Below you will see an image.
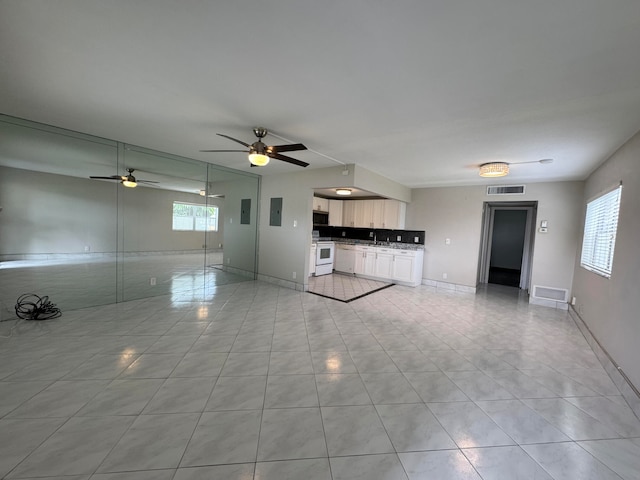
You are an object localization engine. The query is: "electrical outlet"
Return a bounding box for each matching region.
[293,220,297,227]
[149,277,156,286]
[445,238,451,245]
[227,258,231,264]
[292,272,297,279]
[414,236,419,243]
[571,296,576,305]
[442,273,448,279]
[396,235,402,241]
[84,245,90,252]
[342,231,346,237]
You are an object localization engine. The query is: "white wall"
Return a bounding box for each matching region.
[406,181,584,292]
[571,130,640,389]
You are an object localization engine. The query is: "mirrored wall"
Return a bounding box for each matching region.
[0,115,260,319]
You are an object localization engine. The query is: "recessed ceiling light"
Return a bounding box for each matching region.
[336,188,352,196]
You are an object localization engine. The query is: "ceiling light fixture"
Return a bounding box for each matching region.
[248,153,270,166]
[479,162,509,178]
[199,189,206,196]
[336,188,352,196]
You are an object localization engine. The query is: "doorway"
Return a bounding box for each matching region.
[478,202,537,290]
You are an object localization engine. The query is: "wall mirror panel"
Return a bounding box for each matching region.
[0,115,259,319]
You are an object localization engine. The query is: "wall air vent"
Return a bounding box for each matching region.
[532,285,569,303]
[487,185,526,195]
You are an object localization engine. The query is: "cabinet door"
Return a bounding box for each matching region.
[392,254,414,282]
[363,251,376,275]
[371,200,385,228]
[310,245,317,276]
[313,196,329,212]
[354,201,372,228]
[382,200,407,229]
[375,251,393,279]
[328,199,343,226]
[342,201,356,227]
[354,248,366,274]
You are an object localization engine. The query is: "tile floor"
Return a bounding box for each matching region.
[1,281,640,479]
[308,273,393,302]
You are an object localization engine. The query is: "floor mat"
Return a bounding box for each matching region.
[308,273,394,302]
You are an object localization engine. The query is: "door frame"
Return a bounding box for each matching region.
[477,201,537,290]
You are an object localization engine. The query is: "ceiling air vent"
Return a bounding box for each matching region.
[487,185,525,195]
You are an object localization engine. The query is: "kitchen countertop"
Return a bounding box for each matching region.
[332,240,424,250]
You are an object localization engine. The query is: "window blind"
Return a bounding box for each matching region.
[580,185,622,278]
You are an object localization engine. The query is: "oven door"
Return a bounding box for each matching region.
[316,243,334,265]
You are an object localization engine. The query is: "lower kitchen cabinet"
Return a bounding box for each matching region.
[354,246,376,276]
[374,249,394,279]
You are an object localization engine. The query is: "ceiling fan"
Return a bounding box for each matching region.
[89,168,159,188]
[478,159,553,178]
[200,127,309,167]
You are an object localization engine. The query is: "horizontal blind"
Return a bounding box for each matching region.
[580,186,621,278]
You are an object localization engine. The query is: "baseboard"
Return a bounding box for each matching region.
[421,279,476,294]
[256,273,305,292]
[569,306,640,419]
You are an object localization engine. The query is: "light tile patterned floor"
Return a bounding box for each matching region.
[308,273,393,302]
[1,281,639,479]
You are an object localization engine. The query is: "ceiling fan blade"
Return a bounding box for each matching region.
[269,152,309,167]
[216,133,251,148]
[137,180,160,184]
[268,143,307,154]
[200,149,250,153]
[89,176,123,180]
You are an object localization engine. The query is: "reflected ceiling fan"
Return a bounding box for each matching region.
[89,168,159,188]
[478,159,553,178]
[200,127,309,167]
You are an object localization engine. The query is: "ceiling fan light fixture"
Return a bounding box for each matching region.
[336,188,352,196]
[248,153,270,166]
[122,180,137,188]
[479,162,509,178]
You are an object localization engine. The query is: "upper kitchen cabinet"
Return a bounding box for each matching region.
[328,199,343,226]
[383,200,406,229]
[313,196,329,212]
[343,200,356,227]
[343,199,405,229]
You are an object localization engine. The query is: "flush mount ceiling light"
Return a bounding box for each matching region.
[479,162,509,178]
[336,188,352,196]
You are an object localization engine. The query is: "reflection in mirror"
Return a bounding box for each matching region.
[0,115,259,320]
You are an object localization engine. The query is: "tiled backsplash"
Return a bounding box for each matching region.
[314,226,425,245]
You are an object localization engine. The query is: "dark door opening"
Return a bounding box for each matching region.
[478,202,537,290]
[488,209,527,287]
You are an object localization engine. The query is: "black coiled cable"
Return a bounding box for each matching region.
[15,294,62,320]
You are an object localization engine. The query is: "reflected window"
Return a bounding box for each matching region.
[172,201,219,231]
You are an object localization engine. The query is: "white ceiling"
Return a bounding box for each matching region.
[1,0,640,188]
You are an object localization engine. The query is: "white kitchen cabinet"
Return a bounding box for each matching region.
[392,249,424,285]
[342,201,356,227]
[328,199,343,226]
[374,248,394,279]
[383,200,406,229]
[313,196,329,212]
[309,243,317,276]
[334,244,356,273]
[339,199,406,229]
[354,246,376,275]
[392,252,414,282]
[350,245,424,286]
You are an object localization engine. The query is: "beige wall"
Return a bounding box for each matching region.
[406,181,584,292]
[572,130,640,388]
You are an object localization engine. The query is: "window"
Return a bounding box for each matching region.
[580,185,622,278]
[172,202,219,232]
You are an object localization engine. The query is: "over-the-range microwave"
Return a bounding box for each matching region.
[313,211,329,226]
